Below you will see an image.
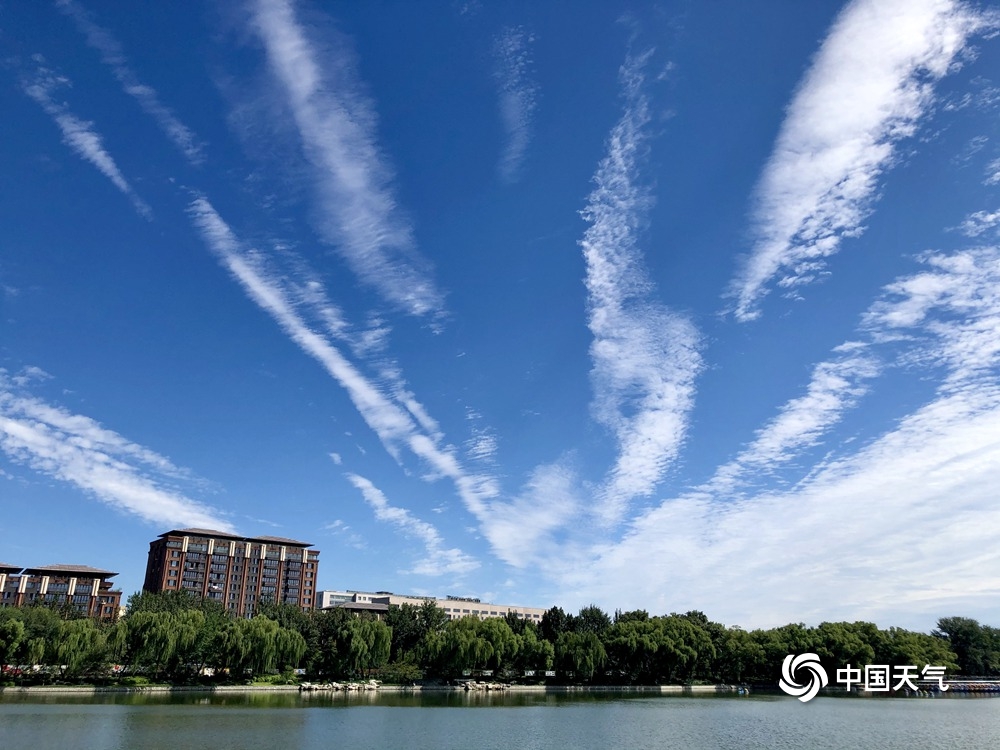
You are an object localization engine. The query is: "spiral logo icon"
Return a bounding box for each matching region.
[779,653,828,702]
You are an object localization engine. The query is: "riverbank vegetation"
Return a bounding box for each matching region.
[1,592,995,686]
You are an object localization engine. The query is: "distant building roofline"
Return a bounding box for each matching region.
[157,529,314,547]
[326,601,389,612]
[21,564,118,578]
[159,528,244,540]
[254,534,313,547]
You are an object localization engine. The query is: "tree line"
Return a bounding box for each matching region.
[1,592,997,685]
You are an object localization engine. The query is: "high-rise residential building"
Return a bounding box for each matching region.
[143,528,320,617]
[0,563,122,621]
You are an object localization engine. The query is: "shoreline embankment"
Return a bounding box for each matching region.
[1,683,739,696]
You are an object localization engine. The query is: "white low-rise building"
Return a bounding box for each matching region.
[319,589,547,622]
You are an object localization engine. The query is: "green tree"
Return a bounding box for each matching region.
[11,606,62,665]
[934,617,1000,676]
[476,617,519,673]
[512,625,554,675]
[417,600,450,635]
[555,631,606,682]
[715,627,764,683]
[124,610,199,679]
[56,619,107,677]
[657,615,715,682]
[0,617,26,666]
[814,622,877,677]
[880,627,959,672]
[540,606,573,644]
[331,617,392,678]
[604,618,662,682]
[385,604,423,662]
[422,617,495,678]
[575,605,612,638]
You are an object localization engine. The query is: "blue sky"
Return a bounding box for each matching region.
[3,0,1000,631]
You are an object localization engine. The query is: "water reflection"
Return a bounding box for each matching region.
[2,691,999,750]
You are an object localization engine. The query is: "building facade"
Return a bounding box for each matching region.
[0,563,122,621]
[318,589,547,623]
[143,528,320,617]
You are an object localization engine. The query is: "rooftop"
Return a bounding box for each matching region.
[21,564,118,577]
[161,528,243,540]
[159,529,313,547]
[327,601,389,612]
[254,534,313,547]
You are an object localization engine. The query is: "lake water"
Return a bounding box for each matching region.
[2,690,999,749]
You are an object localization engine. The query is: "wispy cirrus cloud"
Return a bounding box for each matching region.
[483,461,582,571]
[347,473,479,576]
[864,247,1000,388]
[187,197,499,523]
[699,246,1000,500]
[986,156,1000,185]
[959,207,1000,236]
[22,60,152,219]
[56,0,203,164]
[706,346,881,496]
[556,244,1000,629]
[0,371,233,530]
[493,25,538,183]
[580,50,702,522]
[730,0,991,321]
[247,0,444,318]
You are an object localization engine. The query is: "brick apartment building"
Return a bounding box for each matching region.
[0,562,122,621]
[143,528,320,617]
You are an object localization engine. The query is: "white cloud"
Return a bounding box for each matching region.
[482,462,582,571]
[465,430,497,463]
[986,156,1000,185]
[188,197,499,525]
[865,247,1000,388]
[730,0,989,321]
[552,244,1000,629]
[22,61,152,219]
[248,0,444,317]
[56,0,203,164]
[959,208,1000,236]
[707,346,880,496]
[0,374,232,530]
[493,26,538,183]
[568,385,1000,630]
[10,366,53,388]
[347,473,479,576]
[706,246,1000,500]
[579,50,702,522]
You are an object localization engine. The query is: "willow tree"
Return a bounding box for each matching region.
[555,631,606,682]
[56,619,107,677]
[334,618,391,677]
[0,617,25,665]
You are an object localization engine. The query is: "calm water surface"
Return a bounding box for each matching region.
[2,691,999,749]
